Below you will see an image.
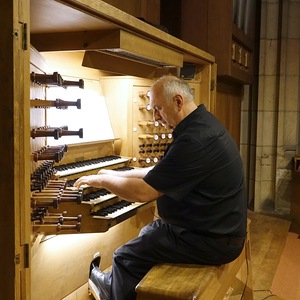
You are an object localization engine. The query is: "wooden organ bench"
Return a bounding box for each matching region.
[135,219,253,300]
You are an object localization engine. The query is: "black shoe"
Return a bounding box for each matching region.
[89,255,101,277]
[88,255,110,300]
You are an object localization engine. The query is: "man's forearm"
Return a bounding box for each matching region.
[100,175,159,202]
[74,174,160,202]
[98,166,153,178]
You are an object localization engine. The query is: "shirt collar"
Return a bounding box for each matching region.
[172,104,206,139]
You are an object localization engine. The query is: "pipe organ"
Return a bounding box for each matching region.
[30,54,168,242]
[1,1,217,299]
[30,52,157,225]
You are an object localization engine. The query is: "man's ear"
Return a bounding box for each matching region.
[174,95,184,110]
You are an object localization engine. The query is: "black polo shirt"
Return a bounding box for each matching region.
[143,104,247,237]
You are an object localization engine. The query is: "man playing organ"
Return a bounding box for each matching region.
[74,75,247,300]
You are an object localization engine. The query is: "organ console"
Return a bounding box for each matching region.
[50,151,155,232]
[29,61,157,239]
[30,140,156,236]
[2,1,217,299]
[21,6,217,300]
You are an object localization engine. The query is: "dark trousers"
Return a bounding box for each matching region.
[101,219,243,300]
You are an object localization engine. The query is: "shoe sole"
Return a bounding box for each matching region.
[88,278,101,300]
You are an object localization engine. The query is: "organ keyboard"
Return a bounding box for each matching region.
[92,200,149,221]
[38,140,156,234]
[82,188,117,205]
[53,155,130,178]
[48,195,154,232]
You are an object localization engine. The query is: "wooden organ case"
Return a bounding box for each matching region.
[4,0,216,299]
[29,49,158,300]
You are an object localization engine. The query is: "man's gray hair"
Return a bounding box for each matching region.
[156,76,194,103]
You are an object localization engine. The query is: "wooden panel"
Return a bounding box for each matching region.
[195,63,216,111]
[16,4,31,300]
[0,0,31,299]
[101,0,161,24]
[31,208,155,300]
[30,0,215,67]
[82,51,167,79]
[0,36,12,296]
[180,0,209,50]
[30,0,114,34]
[33,29,183,69]
[206,0,255,84]
[140,0,161,24]
[101,0,142,16]
[206,0,234,75]
[175,0,256,84]
[0,1,18,298]
[215,82,242,146]
[160,0,181,37]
